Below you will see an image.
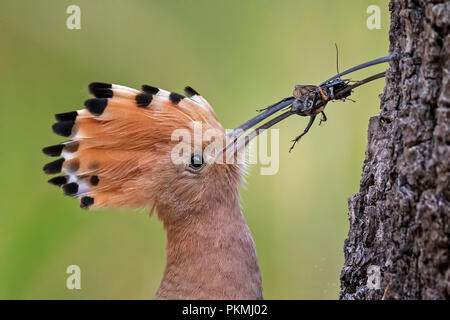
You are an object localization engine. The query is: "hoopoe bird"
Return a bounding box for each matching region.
[43,83,263,299]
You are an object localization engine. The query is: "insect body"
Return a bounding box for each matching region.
[291,78,350,115]
[288,77,352,151]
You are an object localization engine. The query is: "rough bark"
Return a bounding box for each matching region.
[340,0,449,300]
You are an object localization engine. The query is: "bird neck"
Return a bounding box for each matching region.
[155,198,263,299]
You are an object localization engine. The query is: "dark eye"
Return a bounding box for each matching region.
[189,154,204,170]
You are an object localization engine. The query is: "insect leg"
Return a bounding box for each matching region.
[289,115,316,152]
[319,111,327,125]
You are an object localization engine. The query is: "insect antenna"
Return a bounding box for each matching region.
[335,43,340,75]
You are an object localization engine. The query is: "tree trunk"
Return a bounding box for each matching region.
[340,0,449,300]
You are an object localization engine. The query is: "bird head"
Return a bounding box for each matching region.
[43,83,244,222]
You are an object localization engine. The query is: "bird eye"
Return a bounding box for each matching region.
[189,154,204,170]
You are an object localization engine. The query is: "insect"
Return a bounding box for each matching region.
[291,45,352,120]
[232,54,391,152]
[288,77,353,149]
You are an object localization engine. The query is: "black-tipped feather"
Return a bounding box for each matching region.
[80,196,94,209]
[52,121,75,137]
[169,92,185,104]
[88,82,112,95]
[43,158,64,174]
[48,176,67,186]
[84,98,108,115]
[91,87,113,98]
[42,144,64,157]
[55,111,77,122]
[184,86,199,97]
[135,93,152,107]
[141,85,159,95]
[62,182,78,195]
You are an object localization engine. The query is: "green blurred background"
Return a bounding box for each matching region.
[0,0,389,299]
